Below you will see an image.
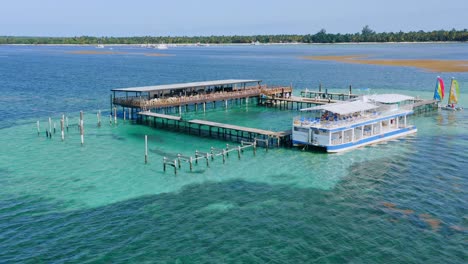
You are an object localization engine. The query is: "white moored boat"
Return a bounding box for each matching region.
[292,94,417,153]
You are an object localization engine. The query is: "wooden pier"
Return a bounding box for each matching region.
[413,99,438,113]
[137,112,292,147]
[261,95,338,110]
[111,79,292,112]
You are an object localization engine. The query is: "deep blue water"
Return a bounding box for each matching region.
[0,44,467,263]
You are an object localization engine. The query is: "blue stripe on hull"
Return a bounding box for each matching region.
[294,127,417,152]
[326,127,416,152]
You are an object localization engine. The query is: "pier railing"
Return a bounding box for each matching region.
[113,85,292,109]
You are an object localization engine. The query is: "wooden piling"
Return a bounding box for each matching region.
[97,110,101,127]
[60,115,64,141]
[48,117,52,138]
[144,135,148,164]
[80,111,84,146]
[66,116,69,132]
[36,120,40,135]
[114,107,117,125]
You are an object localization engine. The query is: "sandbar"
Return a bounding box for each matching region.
[303,55,468,72]
[68,50,128,55]
[144,53,174,57]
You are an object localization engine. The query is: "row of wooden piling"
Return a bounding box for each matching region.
[157,138,267,175]
[36,109,122,145]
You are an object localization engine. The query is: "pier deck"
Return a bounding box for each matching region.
[188,119,291,138]
[138,111,181,121]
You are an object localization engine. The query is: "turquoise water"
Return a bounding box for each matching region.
[1,44,467,263]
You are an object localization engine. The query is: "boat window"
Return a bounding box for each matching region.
[294,127,308,133]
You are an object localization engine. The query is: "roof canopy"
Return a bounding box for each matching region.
[301,100,379,115]
[111,79,261,92]
[366,94,414,104]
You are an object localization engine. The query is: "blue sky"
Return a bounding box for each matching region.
[1,0,467,36]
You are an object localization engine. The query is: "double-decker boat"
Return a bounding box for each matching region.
[292,94,417,153]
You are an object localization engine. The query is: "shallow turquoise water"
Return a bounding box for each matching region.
[0,44,467,263]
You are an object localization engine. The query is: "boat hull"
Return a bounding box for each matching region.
[293,126,417,153]
[440,106,463,111]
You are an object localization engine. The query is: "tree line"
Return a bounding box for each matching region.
[1,26,467,45]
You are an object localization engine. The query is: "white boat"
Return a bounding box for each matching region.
[96,44,105,48]
[440,78,463,111]
[292,94,417,153]
[156,44,168,50]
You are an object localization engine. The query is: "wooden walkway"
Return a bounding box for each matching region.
[188,119,291,138]
[138,111,181,121]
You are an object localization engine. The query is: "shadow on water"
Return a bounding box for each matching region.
[1,175,465,263]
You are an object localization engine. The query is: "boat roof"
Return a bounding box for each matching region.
[111,79,262,92]
[301,100,379,115]
[366,94,414,104]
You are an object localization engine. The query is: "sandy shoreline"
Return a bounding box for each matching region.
[1,41,466,47]
[303,55,468,72]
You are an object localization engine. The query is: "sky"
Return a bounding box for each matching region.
[1,0,467,37]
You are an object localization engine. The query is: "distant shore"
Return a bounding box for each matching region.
[1,41,466,47]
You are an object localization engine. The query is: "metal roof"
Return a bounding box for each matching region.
[366,94,414,104]
[111,79,262,92]
[301,100,379,115]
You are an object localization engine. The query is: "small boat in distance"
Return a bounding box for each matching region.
[441,78,463,111]
[156,44,168,50]
[96,44,105,48]
[292,94,417,153]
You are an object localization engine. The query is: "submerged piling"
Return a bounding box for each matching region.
[144,135,148,164]
[48,117,52,138]
[114,107,117,125]
[80,111,84,146]
[36,120,40,135]
[97,110,101,127]
[60,115,64,141]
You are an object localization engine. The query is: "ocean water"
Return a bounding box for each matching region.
[0,44,467,263]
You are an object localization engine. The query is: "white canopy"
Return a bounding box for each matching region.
[301,100,379,115]
[366,94,414,104]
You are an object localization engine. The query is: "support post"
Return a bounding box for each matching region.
[163,157,167,171]
[60,115,64,141]
[80,111,84,146]
[114,107,117,125]
[97,110,101,127]
[237,146,241,159]
[37,120,40,136]
[48,117,52,138]
[145,135,148,164]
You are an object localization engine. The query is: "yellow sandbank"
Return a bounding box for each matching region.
[68,50,128,55]
[303,55,468,72]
